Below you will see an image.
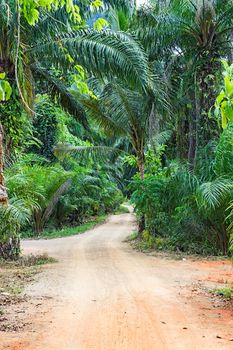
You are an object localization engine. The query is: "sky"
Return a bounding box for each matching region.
[137,0,148,6]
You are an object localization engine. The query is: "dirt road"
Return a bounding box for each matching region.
[1,212,233,350]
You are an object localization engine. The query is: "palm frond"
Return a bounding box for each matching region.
[33,65,89,129]
[41,179,72,225]
[0,197,31,226]
[198,178,233,209]
[53,143,123,162]
[30,29,150,90]
[76,95,126,136]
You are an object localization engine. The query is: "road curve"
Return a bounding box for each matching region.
[1,212,232,350]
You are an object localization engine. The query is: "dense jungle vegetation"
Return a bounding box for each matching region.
[0,0,233,259]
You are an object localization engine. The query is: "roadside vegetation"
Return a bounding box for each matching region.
[0,253,56,300]
[0,0,232,269]
[0,253,57,331]
[215,287,233,299]
[21,215,108,239]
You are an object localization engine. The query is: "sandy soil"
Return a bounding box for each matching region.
[0,212,232,350]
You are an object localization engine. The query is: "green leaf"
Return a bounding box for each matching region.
[216,90,225,106]
[3,81,12,101]
[224,76,233,97]
[66,0,73,12]
[221,59,229,70]
[225,103,233,120]
[0,84,4,101]
[26,8,40,26]
[91,0,103,10]
[214,106,220,118]
[0,79,12,101]
[93,18,109,31]
[221,111,227,129]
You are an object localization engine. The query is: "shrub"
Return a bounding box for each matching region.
[131,151,233,255]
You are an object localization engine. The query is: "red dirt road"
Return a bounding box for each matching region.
[0,212,233,349]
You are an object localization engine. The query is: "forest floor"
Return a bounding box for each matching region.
[0,211,233,350]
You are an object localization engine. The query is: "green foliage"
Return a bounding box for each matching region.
[0,0,142,258]
[93,17,108,30]
[22,215,107,239]
[30,96,58,160]
[215,61,233,129]
[230,234,233,257]
[125,231,139,242]
[55,168,123,227]
[0,73,12,101]
[20,0,104,25]
[0,198,31,243]
[215,287,233,298]
[114,204,129,214]
[2,0,233,263]
[124,1,233,255]
[215,122,233,176]
[140,230,170,250]
[0,99,33,154]
[4,148,123,236]
[30,95,86,160]
[6,160,72,234]
[0,197,31,258]
[131,136,233,255]
[0,0,149,129]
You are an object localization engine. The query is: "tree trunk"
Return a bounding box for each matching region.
[219,224,229,256]
[138,154,145,180]
[33,210,44,235]
[138,215,145,234]
[0,122,8,206]
[0,122,20,259]
[188,111,196,168]
[137,152,145,234]
[0,237,20,260]
[188,75,202,169]
[176,112,189,160]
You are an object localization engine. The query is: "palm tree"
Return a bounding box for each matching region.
[68,76,168,232]
[0,197,31,259]
[6,160,72,234]
[134,0,233,166]
[76,79,167,178]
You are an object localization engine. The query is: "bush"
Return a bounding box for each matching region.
[55,170,123,227]
[131,151,233,255]
[5,154,124,238]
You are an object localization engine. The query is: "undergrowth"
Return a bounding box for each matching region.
[114,204,130,215]
[128,229,225,257]
[21,215,107,239]
[215,287,233,298]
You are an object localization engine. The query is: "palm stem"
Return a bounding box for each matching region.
[0,122,8,206]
